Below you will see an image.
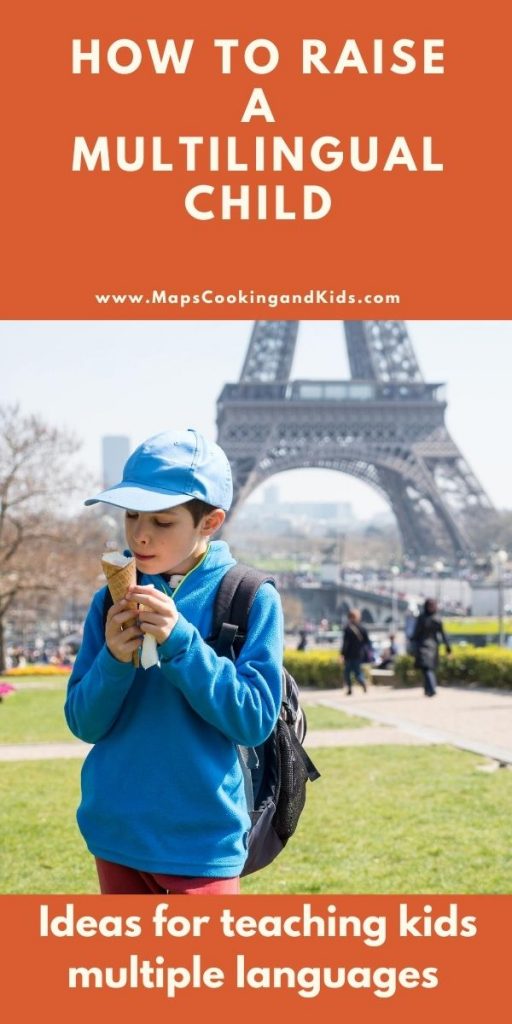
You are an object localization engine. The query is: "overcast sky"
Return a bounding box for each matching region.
[1,319,510,517]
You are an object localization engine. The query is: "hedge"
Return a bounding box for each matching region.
[1,665,71,677]
[444,618,512,636]
[3,656,364,689]
[284,649,371,689]
[394,645,512,689]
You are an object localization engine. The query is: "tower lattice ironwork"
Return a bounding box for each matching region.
[216,321,493,559]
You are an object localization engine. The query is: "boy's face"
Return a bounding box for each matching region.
[124,504,221,576]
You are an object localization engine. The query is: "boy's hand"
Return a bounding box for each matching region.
[126,585,179,646]
[105,601,144,664]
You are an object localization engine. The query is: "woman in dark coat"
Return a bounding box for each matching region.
[341,609,371,694]
[411,598,452,696]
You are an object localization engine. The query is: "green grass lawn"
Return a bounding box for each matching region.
[1,745,511,894]
[0,685,74,744]
[0,688,368,745]
[243,746,512,894]
[304,704,368,730]
[0,759,98,894]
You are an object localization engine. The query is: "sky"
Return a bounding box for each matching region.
[1,319,511,518]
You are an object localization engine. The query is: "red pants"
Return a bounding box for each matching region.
[95,857,240,895]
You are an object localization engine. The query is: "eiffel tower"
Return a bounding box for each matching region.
[216,321,494,560]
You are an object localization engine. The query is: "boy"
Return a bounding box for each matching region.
[65,428,283,894]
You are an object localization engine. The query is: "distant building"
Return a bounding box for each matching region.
[102,435,130,489]
[236,497,356,537]
[279,501,353,523]
[320,563,340,584]
[249,497,353,523]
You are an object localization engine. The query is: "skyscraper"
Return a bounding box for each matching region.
[102,435,130,490]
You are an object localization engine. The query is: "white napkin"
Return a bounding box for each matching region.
[138,584,160,670]
[141,634,159,670]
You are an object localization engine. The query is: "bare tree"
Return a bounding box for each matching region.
[0,404,92,669]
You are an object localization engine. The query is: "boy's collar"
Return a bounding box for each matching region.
[162,573,185,588]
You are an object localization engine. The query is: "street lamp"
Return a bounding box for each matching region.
[493,549,508,647]
[458,557,468,614]
[390,565,400,633]
[434,560,444,604]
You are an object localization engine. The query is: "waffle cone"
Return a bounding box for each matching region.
[101,557,137,604]
[101,555,140,667]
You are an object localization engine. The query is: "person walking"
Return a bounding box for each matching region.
[341,609,371,694]
[411,598,452,697]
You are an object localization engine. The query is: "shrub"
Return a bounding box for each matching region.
[393,654,418,685]
[284,649,371,688]
[2,665,71,677]
[444,618,512,636]
[439,645,512,688]
[394,646,512,689]
[284,649,341,688]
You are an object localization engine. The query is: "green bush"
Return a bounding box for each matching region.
[284,649,371,688]
[393,654,417,685]
[440,645,512,688]
[444,618,512,636]
[394,646,512,689]
[2,665,70,677]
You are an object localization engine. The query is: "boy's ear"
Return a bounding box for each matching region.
[200,508,226,536]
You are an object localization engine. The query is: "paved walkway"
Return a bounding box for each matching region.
[1,684,511,764]
[0,741,92,762]
[301,685,512,763]
[306,724,429,748]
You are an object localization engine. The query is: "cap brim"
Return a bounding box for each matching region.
[84,484,193,512]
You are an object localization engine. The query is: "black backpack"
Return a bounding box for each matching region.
[206,564,320,876]
[102,563,320,876]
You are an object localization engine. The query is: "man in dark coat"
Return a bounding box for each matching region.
[411,598,452,696]
[341,609,371,694]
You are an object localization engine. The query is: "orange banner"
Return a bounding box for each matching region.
[1,895,510,1021]
[1,0,511,317]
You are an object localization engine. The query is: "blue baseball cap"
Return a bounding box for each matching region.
[85,428,233,511]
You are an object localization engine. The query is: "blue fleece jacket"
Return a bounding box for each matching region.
[64,540,283,877]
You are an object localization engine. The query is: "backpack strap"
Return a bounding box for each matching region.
[349,623,364,642]
[210,564,276,658]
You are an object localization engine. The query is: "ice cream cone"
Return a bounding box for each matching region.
[101,552,140,667]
